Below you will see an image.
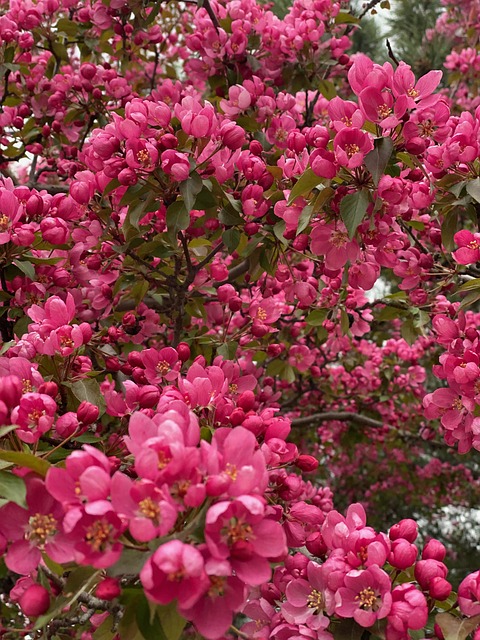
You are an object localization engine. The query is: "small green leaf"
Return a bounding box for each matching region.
[334,11,360,23]
[466,177,480,203]
[65,378,106,416]
[166,200,190,237]
[0,470,27,507]
[340,190,370,238]
[297,204,314,235]
[0,450,51,476]
[436,613,480,640]
[364,137,394,186]
[401,318,419,345]
[157,602,187,640]
[12,259,36,280]
[318,79,337,100]
[305,309,328,326]
[441,209,458,252]
[108,549,148,577]
[217,341,239,360]
[218,207,243,226]
[287,168,324,205]
[179,172,203,212]
[458,278,480,292]
[223,228,241,252]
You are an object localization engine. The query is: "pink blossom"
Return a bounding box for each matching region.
[335,566,392,627]
[141,540,209,608]
[311,223,360,270]
[458,571,480,616]
[452,230,480,265]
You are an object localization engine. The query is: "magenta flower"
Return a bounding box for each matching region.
[386,584,428,639]
[335,566,392,627]
[311,222,360,270]
[452,230,480,265]
[333,128,373,169]
[10,392,57,443]
[179,553,246,640]
[282,561,335,628]
[0,476,73,575]
[141,347,181,383]
[458,571,480,616]
[111,473,178,542]
[140,540,209,609]
[205,495,287,586]
[392,62,442,108]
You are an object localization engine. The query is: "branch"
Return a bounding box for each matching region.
[290,411,385,428]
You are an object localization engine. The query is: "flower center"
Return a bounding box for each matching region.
[28,409,45,424]
[467,240,479,250]
[225,519,253,545]
[307,588,324,612]
[61,335,74,348]
[137,149,151,165]
[0,214,9,230]
[256,307,267,321]
[229,383,238,394]
[138,497,160,520]
[224,462,238,481]
[345,143,360,158]
[157,449,172,470]
[356,586,377,609]
[208,575,225,597]
[407,87,419,98]
[22,379,33,393]
[330,230,348,248]
[85,519,115,552]
[377,104,391,119]
[156,360,171,375]
[452,397,463,411]
[28,513,57,544]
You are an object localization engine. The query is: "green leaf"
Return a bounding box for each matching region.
[305,309,328,326]
[287,168,324,205]
[65,378,106,416]
[0,450,51,476]
[0,425,17,438]
[218,207,243,226]
[466,177,480,203]
[318,79,337,100]
[435,613,480,640]
[0,470,27,507]
[217,341,239,360]
[179,172,203,212]
[334,11,360,23]
[340,190,370,238]
[458,278,480,292]
[157,602,187,640]
[135,594,167,640]
[108,549,148,577]
[12,259,36,280]
[297,204,314,235]
[166,200,190,237]
[441,209,458,252]
[223,228,241,252]
[401,318,419,345]
[365,137,394,186]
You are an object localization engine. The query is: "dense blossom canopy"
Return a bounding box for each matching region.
[0,0,480,638]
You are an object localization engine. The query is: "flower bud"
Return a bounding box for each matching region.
[422,539,446,561]
[414,559,448,590]
[389,519,418,542]
[77,401,99,425]
[138,386,160,409]
[237,390,255,412]
[55,412,79,438]
[389,539,418,570]
[38,381,58,398]
[295,454,319,472]
[0,375,22,408]
[429,577,452,601]
[19,584,50,617]
[95,577,121,601]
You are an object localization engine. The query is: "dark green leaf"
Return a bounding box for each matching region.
[166,200,190,237]
[364,137,394,186]
[318,79,337,100]
[297,204,314,235]
[12,259,36,280]
[180,172,203,212]
[339,190,370,238]
[305,309,328,326]
[287,168,324,205]
[156,602,187,640]
[334,11,360,23]
[0,470,27,507]
[223,228,241,252]
[65,378,106,416]
[441,209,458,252]
[108,549,148,577]
[466,178,480,203]
[217,341,239,360]
[0,450,51,476]
[218,207,243,226]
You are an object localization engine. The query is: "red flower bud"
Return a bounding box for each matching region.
[389,519,418,542]
[422,539,446,561]
[429,577,452,601]
[38,381,58,398]
[237,390,255,412]
[95,577,121,601]
[176,342,191,362]
[295,454,319,473]
[19,584,50,617]
[77,401,99,425]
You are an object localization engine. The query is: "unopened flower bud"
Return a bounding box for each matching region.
[95,577,121,601]
[19,584,50,617]
[77,401,99,425]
